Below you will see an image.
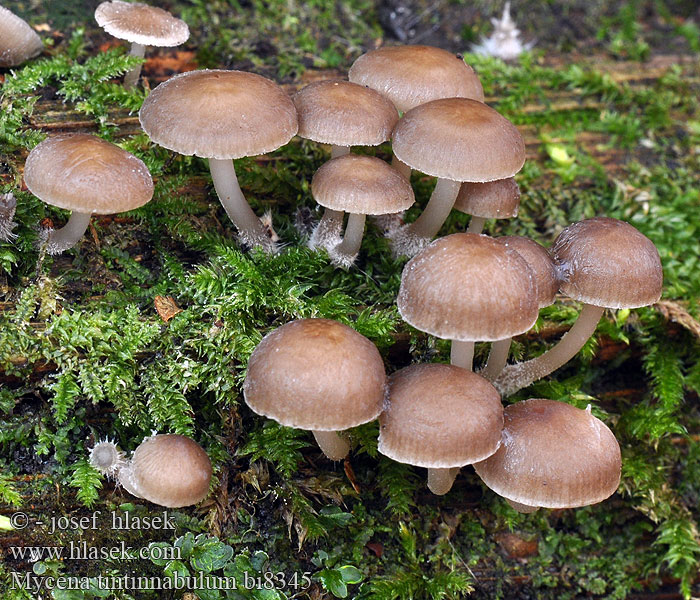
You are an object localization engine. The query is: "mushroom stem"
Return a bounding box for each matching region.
[391,154,412,180]
[333,213,366,259]
[330,145,350,159]
[124,42,147,89]
[506,498,539,513]
[312,430,351,461]
[407,178,461,240]
[451,340,475,371]
[45,211,92,254]
[208,158,275,252]
[492,303,605,396]
[467,215,486,234]
[427,467,460,495]
[309,209,344,250]
[481,338,512,381]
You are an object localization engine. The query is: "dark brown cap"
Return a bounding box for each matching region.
[473,398,621,509]
[95,1,190,47]
[348,45,484,112]
[392,98,525,182]
[0,6,43,67]
[397,233,539,341]
[497,236,558,308]
[379,364,503,467]
[293,80,398,147]
[24,134,153,214]
[119,434,212,508]
[139,69,298,160]
[243,319,386,431]
[454,177,520,219]
[551,217,663,309]
[311,154,414,215]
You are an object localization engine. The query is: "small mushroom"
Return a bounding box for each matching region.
[23,133,154,254]
[379,364,503,495]
[473,399,621,512]
[139,69,298,252]
[311,155,414,267]
[0,6,43,67]
[454,177,521,234]
[243,319,386,461]
[492,217,663,396]
[94,0,189,89]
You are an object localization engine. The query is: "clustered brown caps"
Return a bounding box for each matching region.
[0,5,43,67]
[473,399,621,512]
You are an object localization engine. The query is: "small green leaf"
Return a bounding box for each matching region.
[318,568,348,598]
[190,538,234,573]
[338,565,363,584]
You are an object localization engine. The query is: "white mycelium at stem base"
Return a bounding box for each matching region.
[89,439,126,478]
[44,211,93,255]
[208,158,275,252]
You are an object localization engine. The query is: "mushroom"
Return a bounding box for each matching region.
[379,363,503,495]
[310,154,414,267]
[390,98,525,257]
[454,177,521,234]
[23,133,154,254]
[90,434,212,508]
[0,6,43,67]
[397,233,539,371]
[94,0,189,89]
[243,319,386,461]
[349,45,484,179]
[139,69,298,252]
[473,398,621,512]
[492,217,663,396]
[292,79,399,250]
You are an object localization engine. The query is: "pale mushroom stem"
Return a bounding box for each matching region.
[309,145,349,250]
[333,213,366,259]
[506,498,539,513]
[45,211,92,255]
[467,215,486,234]
[427,467,460,495]
[208,158,275,253]
[312,430,350,461]
[124,43,147,90]
[391,155,412,180]
[492,304,606,396]
[481,338,512,381]
[451,340,475,371]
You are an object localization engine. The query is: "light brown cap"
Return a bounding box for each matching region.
[551,217,663,309]
[348,45,484,113]
[0,6,43,67]
[392,98,525,182]
[24,133,153,214]
[139,69,298,160]
[378,364,503,468]
[397,233,539,341]
[473,398,621,509]
[454,177,520,218]
[497,236,558,308]
[119,434,212,508]
[243,319,386,431]
[293,80,398,147]
[95,1,189,47]
[311,155,414,215]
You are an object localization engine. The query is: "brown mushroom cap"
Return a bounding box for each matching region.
[94,1,189,47]
[497,236,559,308]
[311,155,415,215]
[379,364,503,468]
[551,217,663,309]
[23,133,154,214]
[348,45,484,112]
[243,319,386,431]
[454,177,520,219]
[392,98,525,182]
[473,398,621,509]
[120,434,212,508]
[293,80,398,147]
[0,6,43,67]
[139,69,298,160]
[397,233,539,341]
